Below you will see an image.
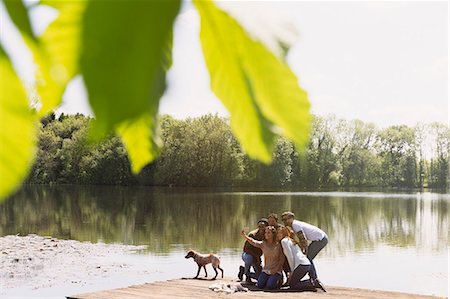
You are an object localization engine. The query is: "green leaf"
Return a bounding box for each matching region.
[3,0,86,117]
[40,0,73,9]
[37,1,87,116]
[116,32,173,174]
[116,114,161,174]
[3,0,37,42]
[0,44,37,200]
[195,1,311,163]
[80,0,180,139]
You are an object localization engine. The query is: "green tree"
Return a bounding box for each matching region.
[305,115,338,187]
[339,120,381,186]
[24,113,448,189]
[378,125,417,187]
[429,123,450,189]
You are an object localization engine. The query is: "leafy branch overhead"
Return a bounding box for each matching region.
[0,0,310,200]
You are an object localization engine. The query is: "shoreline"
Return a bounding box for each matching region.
[0,235,446,298]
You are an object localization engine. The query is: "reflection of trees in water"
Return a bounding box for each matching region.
[1,186,448,255]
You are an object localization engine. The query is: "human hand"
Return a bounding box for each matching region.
[241,227,249,236]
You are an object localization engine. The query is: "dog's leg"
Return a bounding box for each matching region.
[203,266,208,277]
[218,266,224,278]
[212,267,218,280]
[194,265,201,279]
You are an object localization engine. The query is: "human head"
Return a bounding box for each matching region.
[277,224,294,241]
[264,226,278,243]
[281,211,295,226]
[267,213,278,226]
[257,218,268,232]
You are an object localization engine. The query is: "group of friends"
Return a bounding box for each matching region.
[238,211,328,292]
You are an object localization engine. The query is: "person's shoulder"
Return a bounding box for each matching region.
[292,219,302,228]
[280,238,291,246]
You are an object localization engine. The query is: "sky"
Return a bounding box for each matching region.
[1,1,449,128]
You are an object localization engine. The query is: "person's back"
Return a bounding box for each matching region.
[280,237,310,271]
[291,219,326,241]
[278,227,316,292]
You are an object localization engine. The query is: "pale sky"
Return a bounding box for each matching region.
[1,1,449,128]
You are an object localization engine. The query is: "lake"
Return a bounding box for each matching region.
[0,185,448,298]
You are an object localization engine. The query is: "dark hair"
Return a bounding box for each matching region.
[267,213,278,221]
[258,218,269,225]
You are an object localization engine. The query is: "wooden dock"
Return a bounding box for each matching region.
[67,278,444,299]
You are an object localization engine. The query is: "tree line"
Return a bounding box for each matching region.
[26,113,449,189]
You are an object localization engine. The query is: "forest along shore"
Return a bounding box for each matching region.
[0,235,146,291]
[29,114,449,189]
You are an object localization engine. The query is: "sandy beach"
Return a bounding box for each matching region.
[0,234,151,298]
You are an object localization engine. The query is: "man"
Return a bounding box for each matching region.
[238,218,268,282]
[281,211,328,292]
[267,213,279,228]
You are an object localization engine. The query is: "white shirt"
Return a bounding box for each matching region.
[280,238,310,272]
[291,219,326,241]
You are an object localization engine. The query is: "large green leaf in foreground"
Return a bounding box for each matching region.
[116,32,173,174]
[80,0,180,173]
[0,45,36,200]
[116,113,161,174]
[37,1,87,116]
[80,0,180,138]
[3,0,37,43]
[4,0,86,118]
[195,1,311,162]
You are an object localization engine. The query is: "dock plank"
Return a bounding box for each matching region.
[67,278,444,299]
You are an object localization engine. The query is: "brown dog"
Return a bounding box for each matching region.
[185,250,224,280]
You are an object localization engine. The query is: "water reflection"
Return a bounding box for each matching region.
[1,186,448,255]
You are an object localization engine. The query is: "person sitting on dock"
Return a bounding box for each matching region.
[240,226,284,290]
[238,218,268,282]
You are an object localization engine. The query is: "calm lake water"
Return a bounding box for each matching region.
[1,185,449,298]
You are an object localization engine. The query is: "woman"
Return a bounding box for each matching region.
[277,225,317,291]
[240,226,284,289]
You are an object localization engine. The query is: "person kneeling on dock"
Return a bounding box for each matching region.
[277,225,317,292]
[281,211,328,292]
[240,226,284,290]
[238,218,268,283]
